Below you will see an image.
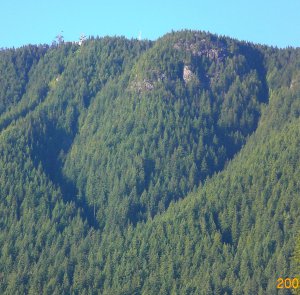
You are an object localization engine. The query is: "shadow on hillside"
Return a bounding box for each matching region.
[30,120,97,228]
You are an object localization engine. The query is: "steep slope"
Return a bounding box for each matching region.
[0,37,153,293]
[0,45,48,116]
[0,30,299,294]
[52,44,300,295]
[91,101,300,295]
[63,31,268,230]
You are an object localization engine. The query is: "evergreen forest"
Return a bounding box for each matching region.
[0,30,300,294]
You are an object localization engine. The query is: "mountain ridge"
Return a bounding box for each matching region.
[0,30,300,294]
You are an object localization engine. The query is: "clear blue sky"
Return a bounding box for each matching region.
[1,0,299,48]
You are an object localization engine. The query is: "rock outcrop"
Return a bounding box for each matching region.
[131,79,154,92]
[183,65,197,83]
[174,37,227,62]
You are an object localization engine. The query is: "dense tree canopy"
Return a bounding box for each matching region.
[0,30,299,294]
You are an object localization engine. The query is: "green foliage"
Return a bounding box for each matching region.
[0,45,47,115]
[64,33,266,230]
[0,30,299,294]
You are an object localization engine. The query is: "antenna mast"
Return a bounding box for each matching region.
[79,33,86,46]
[55,31,64,45]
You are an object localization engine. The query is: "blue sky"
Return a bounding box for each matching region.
[1,0,299,48]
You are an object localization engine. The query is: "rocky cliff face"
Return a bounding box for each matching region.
[183,65,197,83]
[173,35,227,62]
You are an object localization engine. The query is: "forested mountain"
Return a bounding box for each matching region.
[0,30,299,294]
